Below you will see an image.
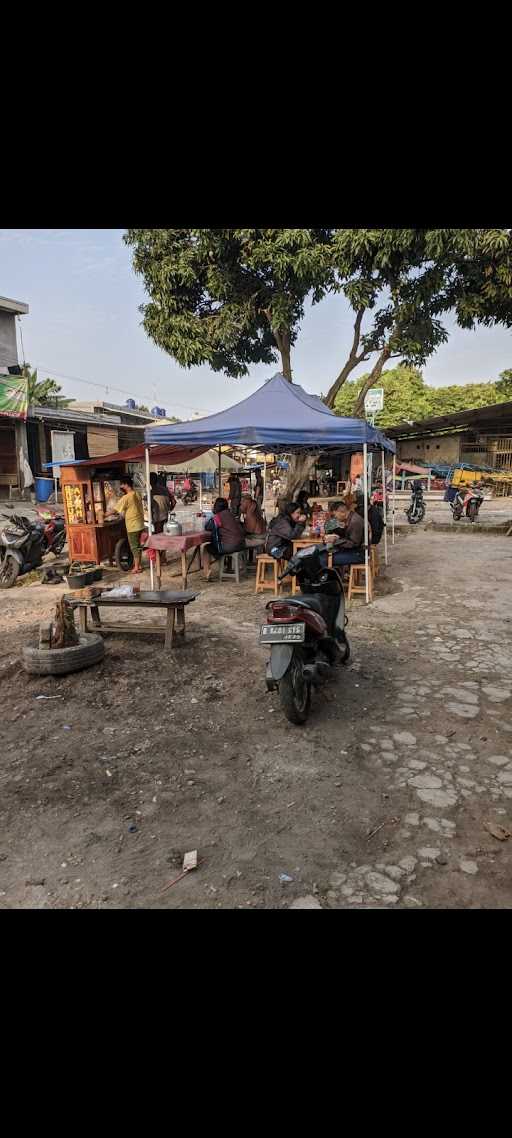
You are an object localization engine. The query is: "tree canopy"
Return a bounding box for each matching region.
[124,228,333,381]
[334,366,512,426]
[125,229,512,414]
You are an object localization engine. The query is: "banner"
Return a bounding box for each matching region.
[0,373,28,420]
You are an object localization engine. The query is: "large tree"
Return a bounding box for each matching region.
[124,228,333,381]
[125,228,512,495]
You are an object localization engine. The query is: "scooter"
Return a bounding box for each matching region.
[183,486,198,505]
[260,544,350,725]
[406,480,426,524]
[37,508,66,555]
[0,513,46,588]
[451,485,484,523]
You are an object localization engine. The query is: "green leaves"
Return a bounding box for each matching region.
[334,364,510,424]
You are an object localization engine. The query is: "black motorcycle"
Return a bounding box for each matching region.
[0,513,46,588]
[406,480,426,525]
[260,544,350,725]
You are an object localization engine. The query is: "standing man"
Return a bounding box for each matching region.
[227,473,242,517]
[106,474,145,574]
[254,469,264,509]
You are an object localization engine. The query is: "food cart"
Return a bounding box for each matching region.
[60,460,134,571]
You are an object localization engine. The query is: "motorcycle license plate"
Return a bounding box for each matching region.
[260,623,305,644]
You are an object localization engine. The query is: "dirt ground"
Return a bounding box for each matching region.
[1,527,512,910]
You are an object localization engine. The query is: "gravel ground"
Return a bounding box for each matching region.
[0,526,511,909]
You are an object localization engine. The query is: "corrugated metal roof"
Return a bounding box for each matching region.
[28,405,144,429]
[386,400,512,439]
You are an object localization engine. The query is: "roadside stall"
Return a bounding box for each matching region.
[144,373,396,604]
[52,443,208,575]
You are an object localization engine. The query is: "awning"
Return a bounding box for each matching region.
[144,373,396,454]
[44,444,209,470]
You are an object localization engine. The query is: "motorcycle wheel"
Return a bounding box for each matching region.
[338,633,351,665]
[452,508,462,522]
[0,555,20,588]
[468,502,477,523]
[53,533,66,555]
[114,538,134,573]
[279,651,311,725]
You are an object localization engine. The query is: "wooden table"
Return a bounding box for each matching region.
[291,539,332,595]
[70,589,199,650]
[145,531,210,589]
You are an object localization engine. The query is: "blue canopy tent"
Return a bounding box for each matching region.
[144,375,396,601]
[145,373,395,454]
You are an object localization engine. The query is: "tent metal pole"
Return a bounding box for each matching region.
[392,454,396,545]
[363,443,369,604]
[218,445,222,496]
[381,446,388,566]
[263,456,267,519]
[145,445,154,590]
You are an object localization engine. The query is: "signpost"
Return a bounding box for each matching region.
[51,430,75,504]
[364,387,384,423]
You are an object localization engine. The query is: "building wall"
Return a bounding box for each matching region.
[398,434,460,466]
[0,312,18,368]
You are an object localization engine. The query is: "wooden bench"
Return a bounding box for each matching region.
[69,589,199,650]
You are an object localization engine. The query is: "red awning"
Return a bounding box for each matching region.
[395,462,432,475]
[58,444,209,469]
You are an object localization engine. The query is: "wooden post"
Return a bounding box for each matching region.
[165,607,175,649]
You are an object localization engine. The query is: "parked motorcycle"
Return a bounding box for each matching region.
[260,544,350,725]
[406,480,426,525]
[0,513,46,588]
[37,508,66,555]
[451,484,484,523]
[183,486,198,505]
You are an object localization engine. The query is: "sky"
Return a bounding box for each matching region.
[1,228,510,418]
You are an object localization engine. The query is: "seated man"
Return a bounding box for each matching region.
[322,500,365,570]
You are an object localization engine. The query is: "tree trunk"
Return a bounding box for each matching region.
[352,344,392,417]
[324,307,368,408]
[285,452,317,500]
[272,325,292,381]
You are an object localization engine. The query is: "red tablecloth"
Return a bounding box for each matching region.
[145,531,210,554]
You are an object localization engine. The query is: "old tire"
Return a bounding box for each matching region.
[115,538,133,572]
[279,652,311,725]
[0,555,20,588]
[22,633,105,676]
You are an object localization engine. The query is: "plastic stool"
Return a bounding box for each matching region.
[220,550,247,584]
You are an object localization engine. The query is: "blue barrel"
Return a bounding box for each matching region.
[35,476,54,502]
